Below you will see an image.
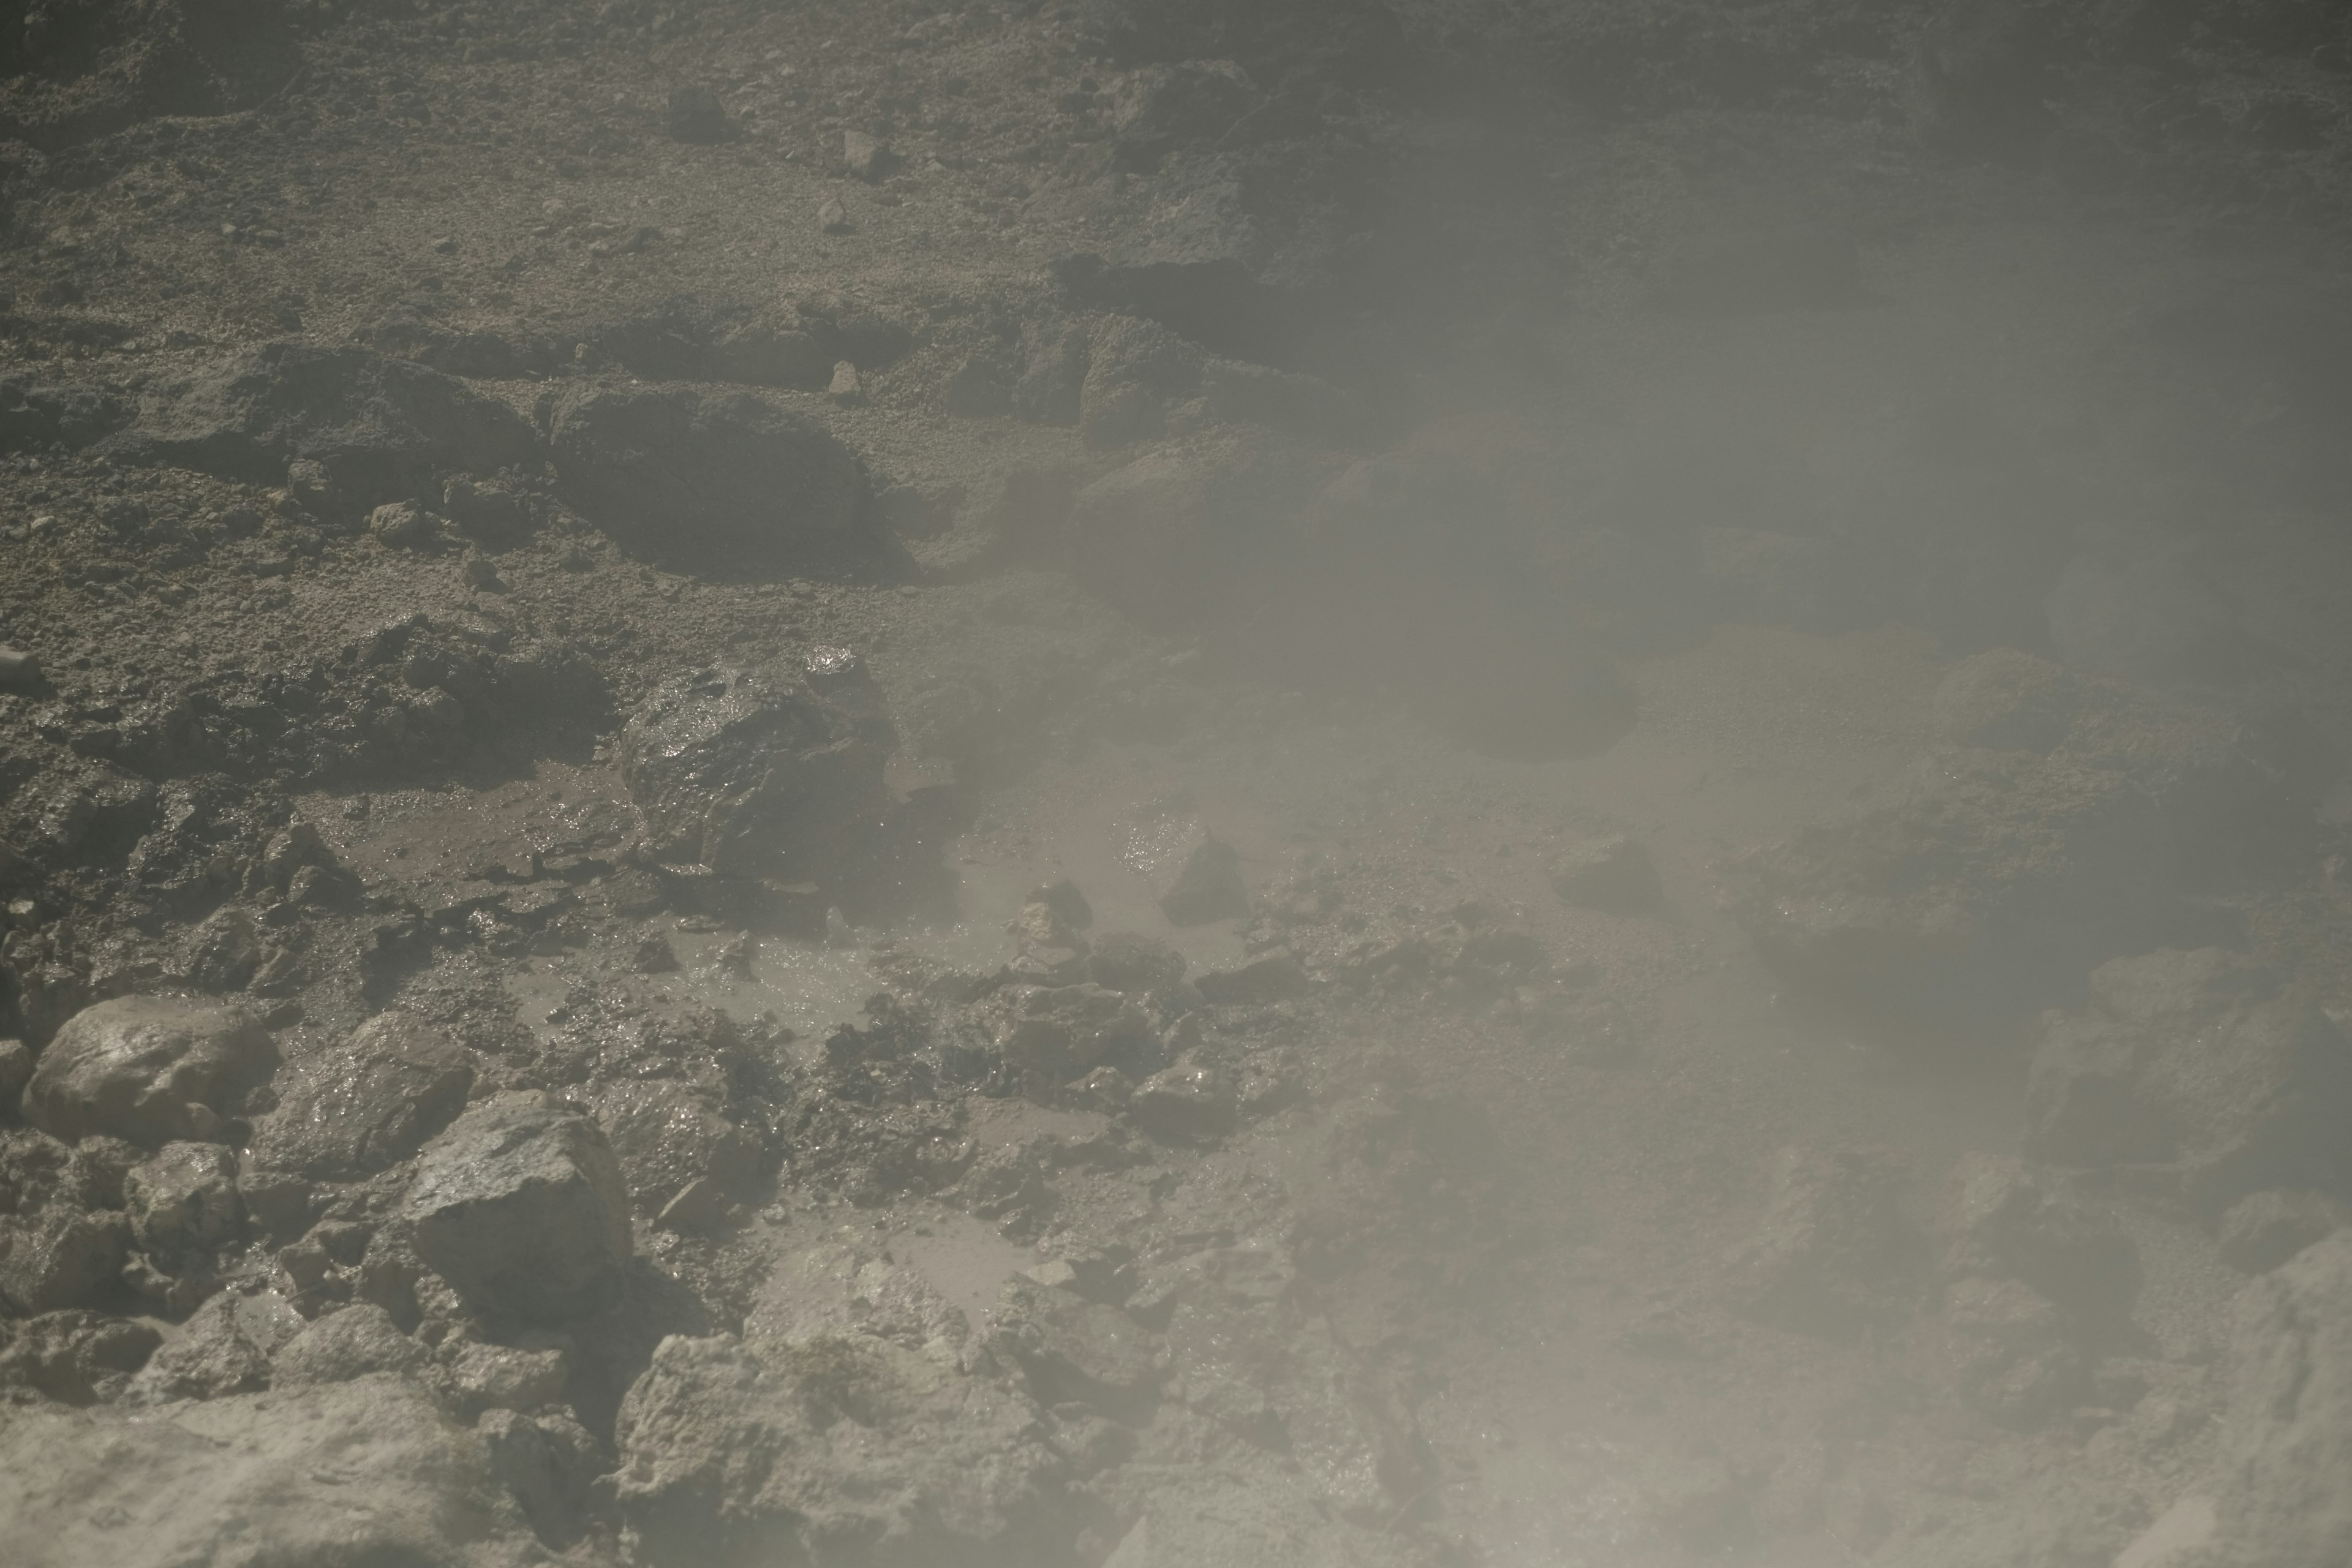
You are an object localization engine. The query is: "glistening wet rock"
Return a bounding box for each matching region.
[23,995,277,1147]
[247,1011,474,1182]
[404,1093,633,1325]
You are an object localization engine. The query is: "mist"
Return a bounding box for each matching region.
[2,1,2351,1565]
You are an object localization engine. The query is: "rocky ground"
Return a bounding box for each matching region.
[6,1,2352,1565]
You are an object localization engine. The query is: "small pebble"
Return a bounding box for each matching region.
[818,197,852,235]
[0,647,43,690]
[826,361,862,404]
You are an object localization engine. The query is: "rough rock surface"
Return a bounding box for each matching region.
[100,343,540,512]
[611,1330,1071,1566]
[616,662,894,888]
[22,994,276,1147]
[549,383,876,571]
[0,1373,545,1568]
[2195,1230,2352,1567]
[249,1010,475,1181]
[404,1092,634,1324]
[2026,948,2352,1212]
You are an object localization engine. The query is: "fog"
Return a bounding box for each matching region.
[2,2,2351,1566]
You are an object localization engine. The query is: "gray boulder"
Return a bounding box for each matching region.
[249,1011,474,1181]
[98,342,540,512]
[2195,1231,2352,1567]
[549,382,877,571]
[405,1093,633,1324]
[617,661,894,884]
[592,1076,761,1216]
[124,1287,304,1404]
[742,1232,969,1356]
[24,995,276,1146]
[2026,949,2352,1213]
[272,1302,434,1387]
[0,1204,131,1315]
[124,1140,243,1264]
[611,1331,1070,1566]
[0,1373,545,1568]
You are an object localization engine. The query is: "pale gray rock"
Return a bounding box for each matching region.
[23,994,276,1147]
[250,1011,474,1181]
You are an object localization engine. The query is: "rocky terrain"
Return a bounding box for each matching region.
[5,1,2352,1564]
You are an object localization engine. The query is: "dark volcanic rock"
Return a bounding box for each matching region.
[548,383,880,572]
[97,344,541,513]
[404,1093,634,1325]
[617,662,894,886]
[2024,948,2352,1213]
[23,995,276,1147]
[248,1011,474,1182]
[123,1140,242,1265]
[270,1303,434,1388]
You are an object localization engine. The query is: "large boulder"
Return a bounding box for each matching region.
[23,995,277,1147]
[1726,656,2321,1030]
[97,344,540,510]
[2025,949,2352,1213]
[549,383,880,571]
[0,1373,544,1568]
[611,1331,1071,1566]
[2193,1230,2352,1567]
[617,660,894,886]
[404,1093,633,1325]
[248,1011,474,1181]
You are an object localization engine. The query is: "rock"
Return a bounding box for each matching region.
[1088,932,1187,995]
[0,1204,132,1316]
[1130,1059,1237,1144]
[0,1373,545,1568]
[1648,224,1868,315]
[1014,324,1088,426]
[826,357,862,400]
[1158,835,1248,925]
[271,1302,433,1387]
[24,995,277,1147]
[548,382,875,571]
[0,1309,160,1405]
[666,84,733,143]
[123,1287,304,1403]
[2217,1189,2350,1275]
[842,129,902,181]
[611,1332,1071,1565]
[2198,1229,2352,1566]
[1549,834,1662,913]
[443,1339,569,1418]
[2024,949,2352,1213]
[98,343,541,514]
[818,197,853,236]
[249,1011,475,1181]
[744,1232,969,1355]
[404,1092,634,1324]
[592,1076,761,1216]
[368,499,436,549]
[1194,951,1306,1005]
[1930,647,2078,752]
[1110,60,1267,172]
[124,1140,241,1263]
[1933,1153,2138,1324]
[989,1275,1164,1415]
[1725,680,2318,1028]
[0,1036,32,1103]
[440,473,533,543]
[617,663,893,888]
[179,905,263,993]
[989,984,1152,1079]
[1724,1146,1917,1339]
[1941,1275,2083,1427]
[0,647,43,690]
[1009,895,1091,983]
[478,1405,603,1548]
